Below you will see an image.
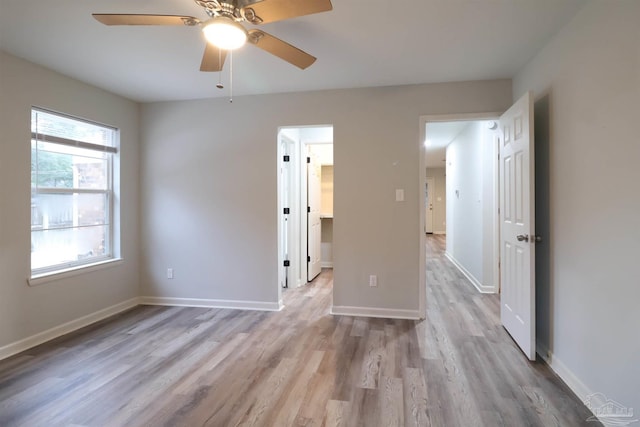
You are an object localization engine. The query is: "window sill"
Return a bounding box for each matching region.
[28,258,123,287]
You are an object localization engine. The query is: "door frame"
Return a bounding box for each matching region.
[277,125,333,306]
[418,112,503,318]
[306,149,322,281]
[277,130,300,307]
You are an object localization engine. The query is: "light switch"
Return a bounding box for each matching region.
[395,189,404,202]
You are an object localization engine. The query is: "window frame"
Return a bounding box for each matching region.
[30,107,120,280]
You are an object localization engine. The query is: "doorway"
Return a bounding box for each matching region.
[277,125,334,298]
[420,94,537,361]
[424,118,500,294]
[419,113,501,317]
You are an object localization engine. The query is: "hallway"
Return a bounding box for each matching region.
[419,234,596,425]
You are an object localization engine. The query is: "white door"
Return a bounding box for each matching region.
[307,152,322,281]
[279,135,298,289]
[280,140,290,288]
[500,91,536,360]
[425,177,435,233]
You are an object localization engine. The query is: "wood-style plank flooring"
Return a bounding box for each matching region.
[0,235,596,426]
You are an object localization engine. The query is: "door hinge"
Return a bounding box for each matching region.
[307,206,311,213]
[307,157,311,163]
[307,256,311,262]
[284,260,290,267]
[283,155,290,162]
[283,207,290,215]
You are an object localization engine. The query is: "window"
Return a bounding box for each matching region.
[31,108,118,276]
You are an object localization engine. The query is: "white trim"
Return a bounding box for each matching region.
[493,132,501,294]
[139,296,283,312]
[418,118,427,319]
[320,262,333,268]
[28,258,123,286]
[330,305,421,320]
[420,112,504,123]
[445,252,497,294]
[536,341,592,400]
[0,297,138,361]
[277,131,301,303]
[536,341,604,424]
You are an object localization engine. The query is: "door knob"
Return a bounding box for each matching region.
[516,234,529,242]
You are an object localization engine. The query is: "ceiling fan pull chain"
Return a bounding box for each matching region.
[229,49,233,103]
[216,48,224,89]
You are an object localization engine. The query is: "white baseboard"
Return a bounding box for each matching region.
[0,297,139,361]
[537,341,592,402]
[320,262,333,268]
[139,296,283,312]
[331,305,421,320]
[537,341,605,424]
[444,252,496,294]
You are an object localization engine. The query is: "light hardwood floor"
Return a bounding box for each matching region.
[0,235,597,426]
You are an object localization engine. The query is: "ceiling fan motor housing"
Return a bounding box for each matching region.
[195,0,242,20]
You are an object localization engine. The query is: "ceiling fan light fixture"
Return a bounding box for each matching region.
[202,16,247,50]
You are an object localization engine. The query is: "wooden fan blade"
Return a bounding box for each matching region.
[92,14,200,26]
[241,0,332,25]
[248,30,316,69]
[200,43,227,72]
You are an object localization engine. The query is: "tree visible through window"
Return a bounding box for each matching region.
[31,109,118,275]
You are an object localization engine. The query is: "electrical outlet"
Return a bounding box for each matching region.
[167,268,174,279]
[369,275,377,287]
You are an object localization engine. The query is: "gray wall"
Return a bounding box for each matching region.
[0,52,140,349]
[514,0,640,413]
[425,167,446,234]
[140,81,512,313]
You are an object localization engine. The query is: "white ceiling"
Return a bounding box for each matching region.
[425,121,470,168]
[0,0,585,103]
[299,126,333,144]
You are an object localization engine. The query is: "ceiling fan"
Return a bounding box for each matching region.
[92,0,333,72]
